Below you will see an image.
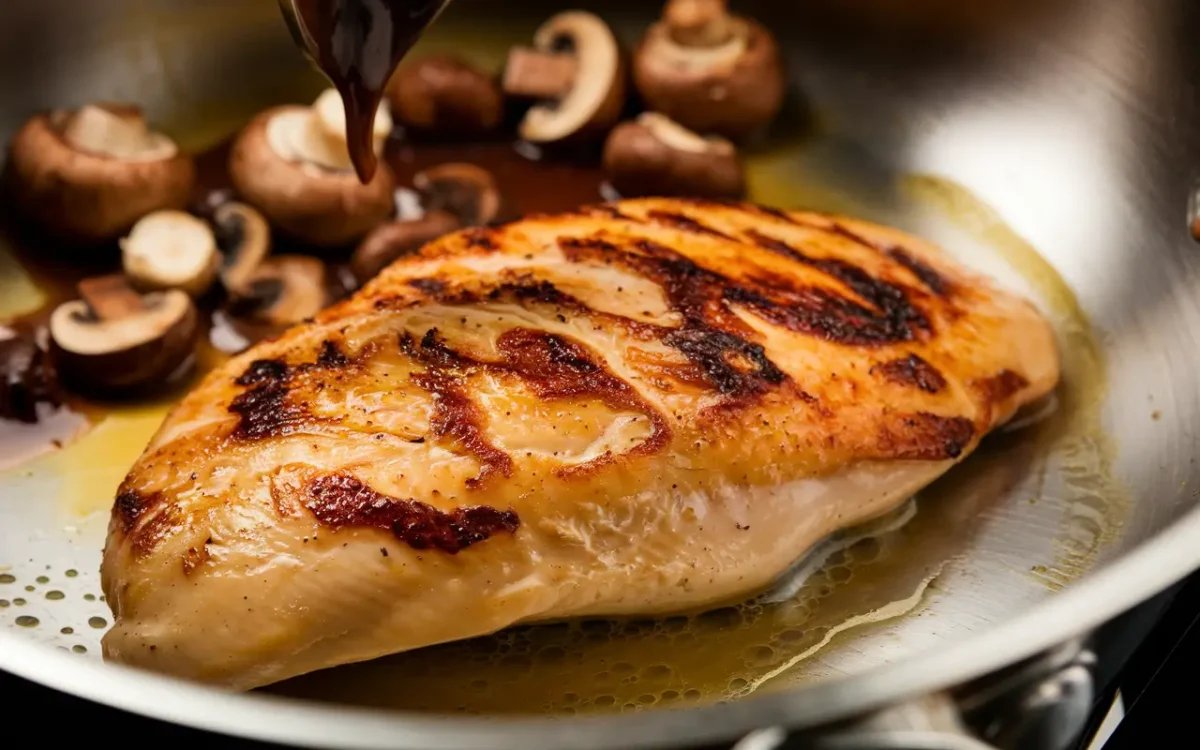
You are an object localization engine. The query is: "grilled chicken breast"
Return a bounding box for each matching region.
[101,198,1058,689]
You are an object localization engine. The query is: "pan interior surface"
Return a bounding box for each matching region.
[0,0,1197,742]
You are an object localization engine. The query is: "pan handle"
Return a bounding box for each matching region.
[732,638,1096,750]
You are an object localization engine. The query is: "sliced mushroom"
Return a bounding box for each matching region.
[413,163,502,227]
[502,11,626,143]
[7,103,196,242]
[386,55,505,139]
[351,210,461,284]
[229,101,396,247]
[121,210,220,297]
[49,275,199,393]
[213,202,272,294]
[603,112,745,199]
[227,255,330,330]
[633,0,786,140]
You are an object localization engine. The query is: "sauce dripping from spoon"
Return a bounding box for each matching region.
[290,0,453,183]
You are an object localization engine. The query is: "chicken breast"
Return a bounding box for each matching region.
[101,197,1059,689]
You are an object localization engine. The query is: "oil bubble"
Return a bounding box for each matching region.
[45,590,65,601]
[613,661,635,675]
[72,645,87,654]
[562,692,579,704]
[65,569,78,578]
[661,690,680,701]
[60,626,74,635]
[641,664,672,679]
[15,615,38,628]
[849,537,882,562]
[0,600,7,608]
[746,645,775,663]
[829,566,852,583]
[13,598,25,606]
[24,585,34,592]
[696,606,741,628]
[729,677,749,691]
[0,574,15,584]
[637,694,657,705]
[35,576,49,584]
[593,695,616,707]
[88,616,107,629]
[83,594,96,602]
[684,689,702,701]
[779,628,806,642]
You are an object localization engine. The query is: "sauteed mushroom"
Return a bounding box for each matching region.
[229,91,396,247]
[7,103,195,242]
[502,11,626,143]
[121,210,220,297]
[603,112,745,198]
[351,211,460,284]
[633,0,785,140]
[386,55,505,138]
[213,202,272,294]
[227,255,330,330]
[49,274,199,392]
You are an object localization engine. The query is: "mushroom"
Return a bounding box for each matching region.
[386,55,505,139]
[351,211,461,284]
[0,328,60,424]
[502,11,627,144]
[633,0,786,140]
[6,103,196,242]
[603,112,745,199]
[228,91,396,247]
[413,163,502,228]
[213,202,272,294]
[226,255,330,331]
[120,210,220,297]
[49,274,199,393]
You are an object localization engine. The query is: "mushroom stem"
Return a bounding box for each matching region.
[503,48,579,100]
[77,275,145,321]
[664,0,734,46]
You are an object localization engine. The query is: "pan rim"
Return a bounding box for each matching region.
[2,505,1198,749]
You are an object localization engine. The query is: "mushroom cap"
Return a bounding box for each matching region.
[228,106,397,247]
[49,289,199,392]
[413,163,501,227]
[518,11,627,143]
[6,112,196,243]
[351,210,460,284]
[386,55,505,138]
[603,112,745,199]
[632,17,786,140]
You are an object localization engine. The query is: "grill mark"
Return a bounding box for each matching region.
[826,222,953,298]
[560,236,795,401]
[583,204,637,221]
[974,369,1029,404]
[494,329,671,474]
[646,210,732,239]
[306,474,518,554]
[878,412,975,460]
[871,354,947,394]
[402,330,514,488]
[462,228,499,251]
[235,358,288,386]
[746,230,930,343]
[888,248,953,297]
[115,489,157,533]
[229,341,363,440]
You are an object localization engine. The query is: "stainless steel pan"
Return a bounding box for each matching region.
[1,0,1198,748]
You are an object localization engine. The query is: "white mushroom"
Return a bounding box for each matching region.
[49,274,199,393]
[502,11,627,143]
[121,210,220,297]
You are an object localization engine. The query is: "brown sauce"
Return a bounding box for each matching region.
[291,0,453,182]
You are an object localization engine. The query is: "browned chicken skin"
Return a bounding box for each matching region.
[101,198,1059,689]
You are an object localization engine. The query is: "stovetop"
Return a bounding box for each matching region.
[4,572,1196,749]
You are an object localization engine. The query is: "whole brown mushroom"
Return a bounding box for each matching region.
[6,104,195,243]
[229,92,396,248]
[49,274,199,394]
[633,0,786,140]
[603,113,745,199]
[386,55,505,139]
[502,11,627,144]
